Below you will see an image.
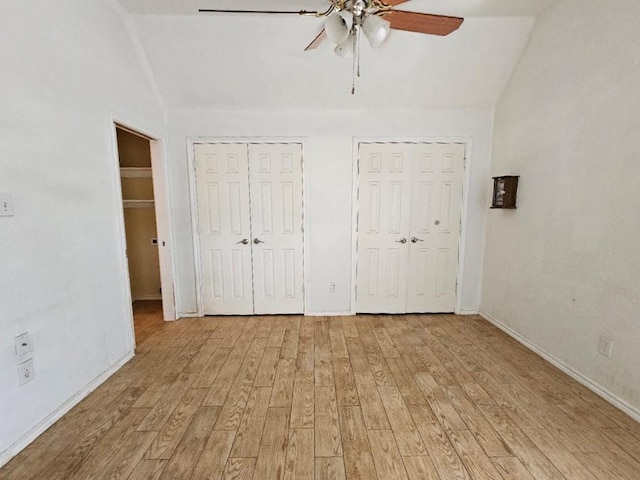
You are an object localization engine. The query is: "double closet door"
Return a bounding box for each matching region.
[356,142,465,314]
[194,143,304,315]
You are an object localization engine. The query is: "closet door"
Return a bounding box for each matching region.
[356,143,413,313]
[406,144,465,312]
[356,142,465,314]
[249,144,304,314]
[194,144,253,314]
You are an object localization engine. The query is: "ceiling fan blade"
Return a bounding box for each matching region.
[383,10,463,36]
[199,8,316,15]
[304,29,327,51]
[382,0,411,5]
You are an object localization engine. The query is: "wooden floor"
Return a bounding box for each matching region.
[2,311,640,480]
[133,300,164,345]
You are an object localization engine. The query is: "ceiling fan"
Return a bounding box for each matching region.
[199,0,464,92]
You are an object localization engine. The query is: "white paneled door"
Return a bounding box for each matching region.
[356,143,465,314]
[356,143,414,313]
[194,143,304,315]
[195,144,253,314]
[249,144,304,314]
[406,143,465,312]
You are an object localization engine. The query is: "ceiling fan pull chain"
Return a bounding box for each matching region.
[357,27,361,77]
[351,29,357,94]
[351,63,356,95]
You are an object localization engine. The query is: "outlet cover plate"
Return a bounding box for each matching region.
[0,192,14,216]
[598,336,613,358]
[18,359,35,386]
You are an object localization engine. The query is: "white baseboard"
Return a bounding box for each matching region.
[179,312,352,319]
[479,311,640,423]
[457,309,479,316]
[0,350,135,469]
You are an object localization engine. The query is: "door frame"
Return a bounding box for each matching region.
[187,137,308,317]
[351,137,472,315]
[110,120,177,330]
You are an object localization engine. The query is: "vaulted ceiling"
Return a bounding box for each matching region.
[117,0,556,109]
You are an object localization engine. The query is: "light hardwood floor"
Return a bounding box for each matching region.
[2,311,640,479]
[133,300,165,345]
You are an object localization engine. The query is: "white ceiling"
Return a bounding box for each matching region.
[119,1,552,110]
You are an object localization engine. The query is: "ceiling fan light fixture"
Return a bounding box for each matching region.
[339,10,354,30]
[325,11,351,44]
[362,14,390,48]
[334,33,355,58]
[198,1,465,93]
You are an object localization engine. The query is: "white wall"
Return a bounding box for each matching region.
[482,0,640,416]
[0,0,165,464]
[167,108,494,316]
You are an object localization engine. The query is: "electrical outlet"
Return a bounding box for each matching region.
[598,336,613,358]
[330,282,337,293]
[0,192,14,216]
[18,359,35,386]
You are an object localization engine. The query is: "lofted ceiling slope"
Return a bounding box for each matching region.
[118,1,553,110]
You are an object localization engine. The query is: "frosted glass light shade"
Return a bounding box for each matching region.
[362,14,390,48]
[325,11,353,45]
[334,34,355,58]
[339,10,354,30]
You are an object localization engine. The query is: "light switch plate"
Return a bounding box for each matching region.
[15,333,34,357]
[0,192,14,216]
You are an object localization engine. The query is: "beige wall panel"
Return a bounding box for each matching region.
[124,207,161,300]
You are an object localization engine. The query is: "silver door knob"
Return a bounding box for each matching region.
[237,238,249,245]
[411,237,424,243]
[253,238,265,244]
[395,238,407,244]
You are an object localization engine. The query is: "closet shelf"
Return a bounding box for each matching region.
[123,199,154,209]
[120,167,152,178]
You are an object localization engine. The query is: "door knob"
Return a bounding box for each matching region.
[411,237,424,243]
[253,238,265,244]
[237,238,249,245]
[395,237,407,244]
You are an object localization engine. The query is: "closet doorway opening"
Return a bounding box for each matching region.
[114,124,175,344]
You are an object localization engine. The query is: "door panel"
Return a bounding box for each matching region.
[249,144,304,314]
[356,143,413,313]
[406,144,464,312]
[195,144,253,314]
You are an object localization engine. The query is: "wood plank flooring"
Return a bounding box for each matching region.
[2,310,640,479]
